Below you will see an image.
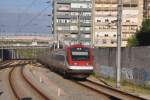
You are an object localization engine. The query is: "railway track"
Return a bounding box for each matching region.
[74,79,147,100]
[2,60,147,100]
[8,61,50,100]
[0,60,14,68]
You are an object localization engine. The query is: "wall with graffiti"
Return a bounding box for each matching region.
[94,47,150,85]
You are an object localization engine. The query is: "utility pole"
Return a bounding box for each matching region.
[91,0,95,47]
[116,0,123,88]
[0,27,3,61]
[54,1,59,48]
[77,14,81,44]
[51,0,59,48]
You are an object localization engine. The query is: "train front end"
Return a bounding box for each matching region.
[66,44,94,78]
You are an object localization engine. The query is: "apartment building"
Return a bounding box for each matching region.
[94,0,143,47]
[144,0,150,19]
[52,0,93,46]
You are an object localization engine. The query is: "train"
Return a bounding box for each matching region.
[38,44,94,79]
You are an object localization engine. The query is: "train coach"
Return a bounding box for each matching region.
[38,44,94,79]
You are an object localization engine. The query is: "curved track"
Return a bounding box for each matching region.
[8,61,50,100]
[73,79,147,100]
[9,67,19,99]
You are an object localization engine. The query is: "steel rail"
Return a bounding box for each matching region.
[21,67,50,100]
[74,79,146,100]
[8,61,50,100]
[9,67,20,100]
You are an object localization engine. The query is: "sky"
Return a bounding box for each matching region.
[0,0,52,36]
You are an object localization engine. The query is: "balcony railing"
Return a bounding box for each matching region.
[95,7,117,11]
[57,15,71,19]
[57,0,91,4]
[71,8,92,12]
[95,0,117,4]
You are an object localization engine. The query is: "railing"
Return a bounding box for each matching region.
[0,44,52,49]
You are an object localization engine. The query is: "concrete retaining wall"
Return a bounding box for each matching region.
[94,47,150,85]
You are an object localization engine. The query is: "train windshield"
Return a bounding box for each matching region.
[71,47,90,61]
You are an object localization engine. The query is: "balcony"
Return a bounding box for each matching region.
[70,30,79,33]
[95,7,117,11]
[95,14,117,17]
[95,22,116,26]
[80,30,91,34]
[81,34,91,38]
[80,23,91,27]
[57,15,71,19]
[71,8,92,12]
[57,8,71,12]
[56,0,71,4]
[95,0,117,4]
[122,22,138,26]
[122,29,137,33]
[57,0,91,4]
[94,28,117,32]
[56,30,71,33]
[123,4,138,8]
[71,15,91,20]
[56,23,71,26]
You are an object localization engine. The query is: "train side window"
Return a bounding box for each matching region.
[59,55,65,62]
[55,54,65,62]
[66,52,69,63]
[54,54,59,61]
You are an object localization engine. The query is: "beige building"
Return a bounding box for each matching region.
[144,0,150,19]
[93,0,143,47]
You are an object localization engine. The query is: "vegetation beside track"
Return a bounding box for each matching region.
[94,75,150,97]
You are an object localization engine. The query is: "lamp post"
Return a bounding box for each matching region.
[116,0,123,88]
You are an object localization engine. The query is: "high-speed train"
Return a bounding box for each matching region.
[38,44,94,79]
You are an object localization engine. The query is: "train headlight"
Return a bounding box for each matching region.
[74,63,77,65]
[86,63,89,65]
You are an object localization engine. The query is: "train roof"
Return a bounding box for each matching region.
[52,44,91,55]
[65,44,90,49]
[53,49,66,55]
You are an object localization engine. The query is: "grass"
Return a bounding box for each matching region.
[91,72,96,77]
[120,80,150,95]
[96,76,150,96]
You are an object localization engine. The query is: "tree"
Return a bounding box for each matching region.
[136,31,150,46]
[127,35,139,47]
[140,19,150,32]
[136,19,150,46]
[127,19,150,46]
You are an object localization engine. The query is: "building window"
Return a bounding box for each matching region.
[97,34,99,37]
[105,34,108,37]
[113,34,116,37]
[102,39,107,44]
[111,40,114,44]
[126,20,130,23]
[97,20,101,22]
[105,19,109,22]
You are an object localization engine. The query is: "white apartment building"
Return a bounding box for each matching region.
[94,0,143,47]
[53,0,93,46]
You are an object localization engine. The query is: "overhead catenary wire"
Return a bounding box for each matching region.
[17,0,40,33]
[20,6,50,33]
